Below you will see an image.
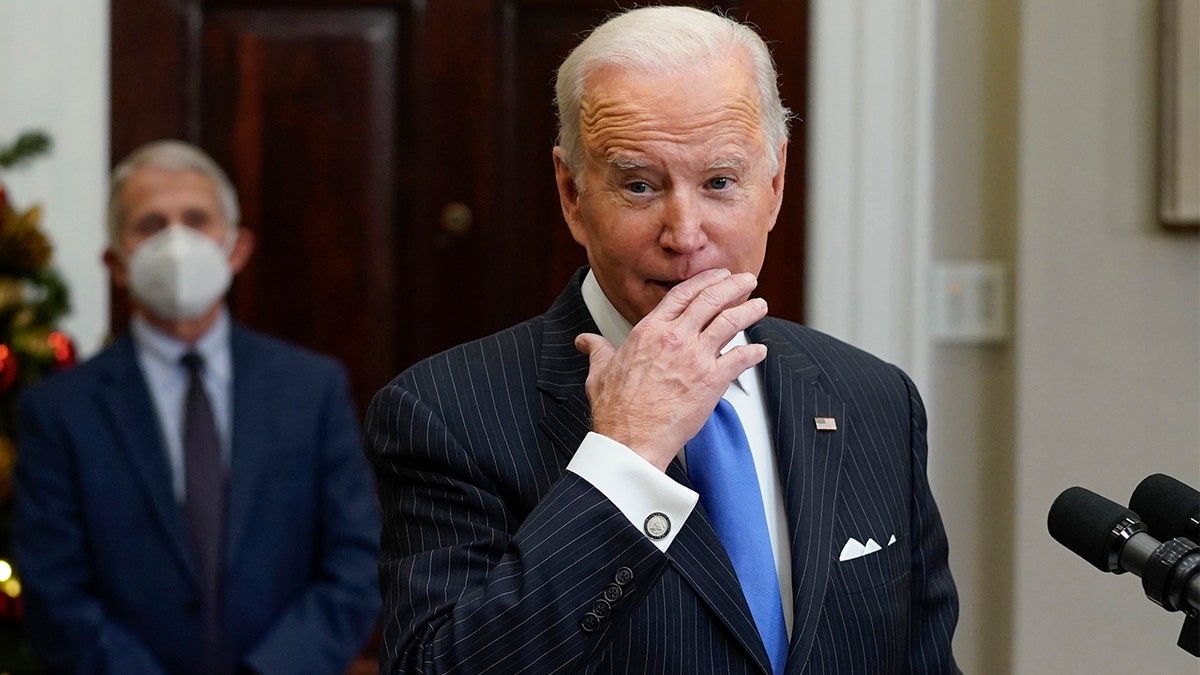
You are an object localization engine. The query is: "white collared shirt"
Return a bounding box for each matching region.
[566,270,793,635]
[131,309,233,503]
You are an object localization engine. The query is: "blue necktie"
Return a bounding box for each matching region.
[181,352,227,672]
[687,398,788,675]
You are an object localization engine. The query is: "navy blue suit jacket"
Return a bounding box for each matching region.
[365,269,959,674]
[14,324,381,674]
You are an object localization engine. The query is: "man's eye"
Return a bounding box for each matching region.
[132,216,167,236]
[183,210,213,228]
[627,181,650,194]
[708,177,731,190]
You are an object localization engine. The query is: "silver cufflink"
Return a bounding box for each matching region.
[644,512,671,540]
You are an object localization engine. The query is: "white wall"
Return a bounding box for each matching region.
[924,2,1020,671]
[809,0,1199,672]
[0,0,110,357]
[1010,1,1199,672]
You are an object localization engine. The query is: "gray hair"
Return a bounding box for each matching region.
[107,140,240,246]
[554,6,792,185]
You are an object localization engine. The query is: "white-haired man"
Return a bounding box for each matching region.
[15,140,380,674]
[366,7,960,674]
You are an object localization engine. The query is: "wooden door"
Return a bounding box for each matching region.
[111,0,809,415]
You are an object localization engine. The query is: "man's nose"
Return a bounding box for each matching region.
[658,192,708,253]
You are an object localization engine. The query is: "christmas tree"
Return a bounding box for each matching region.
[0,131,76,671]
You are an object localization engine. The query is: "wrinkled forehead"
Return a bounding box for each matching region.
[578,59,766,160]
[121,167,220,204]
[116,167,226,229]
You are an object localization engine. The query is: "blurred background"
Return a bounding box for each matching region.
[0,0,1196,673]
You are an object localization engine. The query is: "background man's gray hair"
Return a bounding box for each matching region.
[107,140,241,247]
[554,6,793,186]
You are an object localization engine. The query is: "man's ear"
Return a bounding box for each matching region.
[766,142,788,232]
[228,228,255,275]
[103,247,128,288]
[553,147,588,247]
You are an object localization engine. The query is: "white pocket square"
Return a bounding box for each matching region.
[838,534,897,561]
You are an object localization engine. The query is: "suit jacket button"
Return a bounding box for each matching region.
[603,583,623,603]
[580,612,602,633]
[185,598,201,613]
[592,598,612,618]
[614,566,634,586]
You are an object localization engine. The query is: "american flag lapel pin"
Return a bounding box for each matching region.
[814,417,837,431]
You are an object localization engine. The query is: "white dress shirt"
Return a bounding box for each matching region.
[566,270,794,635]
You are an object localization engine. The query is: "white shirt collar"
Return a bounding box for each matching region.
[130,308,232,382]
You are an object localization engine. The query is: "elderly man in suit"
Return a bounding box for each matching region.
[14,140,380,674]
[366,6,960,674]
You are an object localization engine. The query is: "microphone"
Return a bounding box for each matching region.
[1049,486,1200,609]
[1048,486,1144,574]
[1049,486,1200,656]
[1131,473,1200,544]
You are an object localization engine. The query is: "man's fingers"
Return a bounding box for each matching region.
[674,272,758,332]
[717,342,768,380]
[645,268,732,321]
[701,296,768,351]
[629,270,765,359]
[663,272,763,352]
[643,269,759,337]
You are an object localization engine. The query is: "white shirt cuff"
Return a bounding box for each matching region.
[566,431,698,551]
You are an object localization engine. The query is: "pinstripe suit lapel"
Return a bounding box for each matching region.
[750,321,847,673]
[664,467,777,674]
[536,272,600,459]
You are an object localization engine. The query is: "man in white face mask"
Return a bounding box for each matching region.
[14,140,381,675]
[104,143,252,334]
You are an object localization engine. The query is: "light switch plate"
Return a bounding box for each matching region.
[930,260,1009,344]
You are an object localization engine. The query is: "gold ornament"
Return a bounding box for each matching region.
[0,205,53,275]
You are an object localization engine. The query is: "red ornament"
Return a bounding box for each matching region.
[47,332,76,371]
[0,345,17,392]
[0,589,21,621]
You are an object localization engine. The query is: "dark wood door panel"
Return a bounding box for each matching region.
[732,0,809,322]
[203,7,401,410]
[402,1,509,362]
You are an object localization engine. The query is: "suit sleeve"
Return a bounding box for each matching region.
[897,368,962,674]
[14,387,170,675]
[364,382,669,675]
[240,362,382,675]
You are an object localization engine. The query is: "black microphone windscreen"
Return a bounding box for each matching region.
[1130,473,1200,542]
[1048,486,1137,572]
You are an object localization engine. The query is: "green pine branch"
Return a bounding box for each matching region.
[0,131,52,170]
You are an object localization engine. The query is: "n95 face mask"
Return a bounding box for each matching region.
[127,224,233,321]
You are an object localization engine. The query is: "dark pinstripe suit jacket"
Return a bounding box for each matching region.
[365,268,960,674]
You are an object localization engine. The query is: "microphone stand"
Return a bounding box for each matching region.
[1126,533,1199,657]
[1180,614,1198,658]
